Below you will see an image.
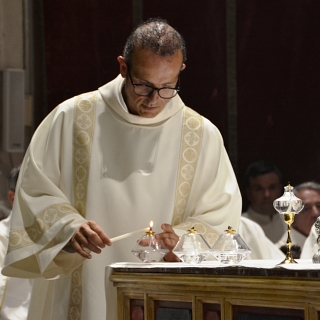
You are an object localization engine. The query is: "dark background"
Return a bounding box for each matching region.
[32,0,320,211]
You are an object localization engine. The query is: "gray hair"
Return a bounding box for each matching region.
[294,181,320,195]
[123,17,186,66]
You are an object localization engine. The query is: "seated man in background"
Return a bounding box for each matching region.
[242,160,286,244]
[293,182,320,243]
[0,166,32,320]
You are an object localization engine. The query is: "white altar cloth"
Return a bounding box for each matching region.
[110,259,320,270]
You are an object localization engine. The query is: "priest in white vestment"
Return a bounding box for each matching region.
[2,18,241,320]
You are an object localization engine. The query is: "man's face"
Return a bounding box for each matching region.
[293,189,320,236]
[246,172,282,216]
[118,49,185,118]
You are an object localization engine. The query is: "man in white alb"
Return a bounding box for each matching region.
[242,160,287,243]
[2,18,241,320]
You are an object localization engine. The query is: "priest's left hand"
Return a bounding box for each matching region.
[155,223,180,262]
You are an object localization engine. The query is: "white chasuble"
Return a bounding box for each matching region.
[300,224,318,259]
[0,215,32,320]
[2,75,241,320]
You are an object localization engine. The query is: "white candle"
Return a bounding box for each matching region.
[110,227,149,242]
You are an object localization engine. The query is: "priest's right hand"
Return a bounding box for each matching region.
[70,220,112,259]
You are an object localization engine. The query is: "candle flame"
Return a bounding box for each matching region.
[150,221,153,228]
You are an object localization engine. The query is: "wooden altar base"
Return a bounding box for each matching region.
[110,264,320,320]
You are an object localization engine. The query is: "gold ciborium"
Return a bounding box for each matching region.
[273,184,304,264]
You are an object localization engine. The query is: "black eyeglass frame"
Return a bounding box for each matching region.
[127,65,180,99]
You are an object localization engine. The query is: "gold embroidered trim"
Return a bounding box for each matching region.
[68,92,97,320]
[7,203,75,252]
[68,265,83,320]
[73,93,96,216]
[171,107,203,226]
[171,107,221,246]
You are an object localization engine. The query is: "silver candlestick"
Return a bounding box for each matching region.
[312,217,320,263]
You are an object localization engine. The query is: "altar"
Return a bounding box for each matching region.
[109,260,320,320]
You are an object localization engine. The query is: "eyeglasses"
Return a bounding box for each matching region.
[127,65,180,99]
